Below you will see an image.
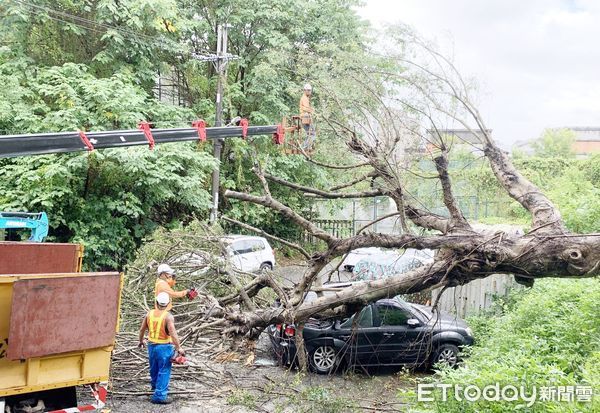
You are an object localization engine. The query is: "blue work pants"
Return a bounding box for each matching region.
[147,343,174,402]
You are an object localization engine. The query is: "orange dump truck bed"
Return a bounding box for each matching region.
[0,241,83,274]
[0,242,122,410]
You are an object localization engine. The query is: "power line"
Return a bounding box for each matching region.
[11,0,212,54]
[15,0,163,44]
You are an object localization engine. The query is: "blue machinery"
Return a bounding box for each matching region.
[0,212,49,242]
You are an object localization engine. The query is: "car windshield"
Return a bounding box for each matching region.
[410,304,431,321]
[391,296,429,321]
[225,237,267,254]
[393,295,408,305]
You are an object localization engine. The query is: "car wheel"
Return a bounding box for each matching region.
[431,343,460,368]
[259,262,273,272]
[309,345,338,374]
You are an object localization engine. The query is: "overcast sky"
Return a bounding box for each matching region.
[359,0,600,148]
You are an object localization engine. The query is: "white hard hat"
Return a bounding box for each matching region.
[156,292,170,306]
[303,83,312,90]
[157,263,175,276]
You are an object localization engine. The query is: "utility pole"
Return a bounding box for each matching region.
[210,24,226,224]
[193,24,239,224]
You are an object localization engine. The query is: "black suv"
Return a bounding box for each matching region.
[268,297,474,374]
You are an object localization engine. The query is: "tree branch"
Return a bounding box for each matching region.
[292,260,331,306]
[433,150,470,230]
[230,261,450,332]
[225,267,256,311]
[224,189,336,244]
[403,206,449,233]
[384,32,567,234]
[483,143,567,234]
[264,172,384,199]
[329,170,377,191]
[329,232,475,258]
[290,230,470,305]
[356,212,403,235]
[252,164,272,197]
[219,273,268,306]
[295,261,449,319]
[296,143,371,170]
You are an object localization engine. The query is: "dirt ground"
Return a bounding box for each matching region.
[107,330,424,413]
[107,363,421,413]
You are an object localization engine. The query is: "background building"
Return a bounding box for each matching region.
[570,127,600,157]
[513,127,600,158]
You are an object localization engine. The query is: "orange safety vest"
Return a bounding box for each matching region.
[147,309,172,344]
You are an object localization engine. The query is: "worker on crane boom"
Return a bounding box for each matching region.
[299,83,316,150]
[138,292,184,405]
[155,264,197,311]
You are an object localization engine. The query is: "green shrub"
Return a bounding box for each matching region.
[411,278,600,412]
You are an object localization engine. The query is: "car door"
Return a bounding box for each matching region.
[336,305,386,367]
[230,240,252,271]
[375,303,428,365]
[247,239,265,271]
[258,238,273,267]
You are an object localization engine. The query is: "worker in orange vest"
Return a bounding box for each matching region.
[299,83,316,150]
[138,292,184,404]
[154,263,195,310]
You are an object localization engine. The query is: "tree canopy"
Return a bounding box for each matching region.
[0,0,382,268]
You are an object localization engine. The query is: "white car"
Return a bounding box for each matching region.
[224,235,276,273]
[340,247,385,272]
[351,248,434,281]
[341,247,434,276]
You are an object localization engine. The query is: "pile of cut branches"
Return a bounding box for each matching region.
[110,222,273,396]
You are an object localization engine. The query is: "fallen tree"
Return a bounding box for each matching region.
[123,28,599,347]
[214,27,600,334]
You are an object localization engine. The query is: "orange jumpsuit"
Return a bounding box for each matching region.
[154,279,187,311]
[299,94,312,125]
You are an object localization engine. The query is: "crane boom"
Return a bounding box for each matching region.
[0,123,280,159]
